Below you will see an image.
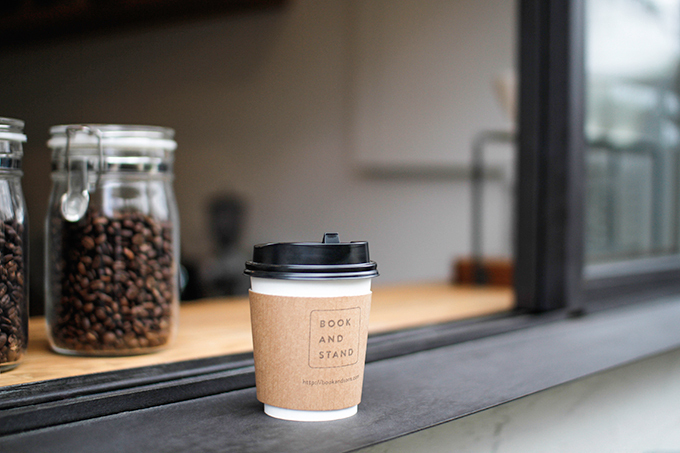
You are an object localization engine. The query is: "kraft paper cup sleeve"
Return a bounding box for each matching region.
[249,291,371,412]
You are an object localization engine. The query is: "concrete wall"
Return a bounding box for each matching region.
[360,347,680,452]
[0,0,515,300]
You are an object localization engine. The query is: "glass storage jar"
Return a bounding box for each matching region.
[45,124,179,356]
[0,117,28,371]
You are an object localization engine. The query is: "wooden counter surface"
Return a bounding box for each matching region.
[0,283,513,387]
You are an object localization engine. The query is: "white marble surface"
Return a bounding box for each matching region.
[361,347,680,452]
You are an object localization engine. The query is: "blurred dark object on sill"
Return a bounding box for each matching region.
[454,257,513,287]
[179,261,202,301]
[197,194,250,299]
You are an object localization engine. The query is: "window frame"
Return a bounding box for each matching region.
[515,0,587,314]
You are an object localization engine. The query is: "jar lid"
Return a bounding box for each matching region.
[0,117,27,142]
[245,233,379,280]
[47,124,176,151]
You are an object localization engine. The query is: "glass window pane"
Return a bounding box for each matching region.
[585,0,680,264]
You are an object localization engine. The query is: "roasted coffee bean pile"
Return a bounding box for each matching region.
[0,219,27,367]
[49,210,176,354]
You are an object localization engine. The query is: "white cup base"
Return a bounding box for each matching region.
[264,404,358,422]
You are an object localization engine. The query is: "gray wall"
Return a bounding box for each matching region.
[0,0,515,295]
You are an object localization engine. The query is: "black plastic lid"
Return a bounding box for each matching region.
[244,233,379,280]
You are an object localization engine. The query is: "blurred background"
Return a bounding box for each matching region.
[0,0,517,314]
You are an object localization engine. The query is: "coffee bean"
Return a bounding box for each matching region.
[0,219,27,368]
[81,236,96,250]
[102,331,116,345]
[95,307,107,321]
[48,209,176,354]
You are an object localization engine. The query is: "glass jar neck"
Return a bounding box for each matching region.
[0,117,26,142]
[0,118,26,169]
[48,124,175,150]
[49,124,176,175]
[51,148,173,175]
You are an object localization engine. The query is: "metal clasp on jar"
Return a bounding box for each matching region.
[60,126,103,222]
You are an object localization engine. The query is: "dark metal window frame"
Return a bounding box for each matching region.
[515,0,586,314]
[3,0,679,446]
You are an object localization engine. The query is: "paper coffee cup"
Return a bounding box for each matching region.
[245,233,378,422]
